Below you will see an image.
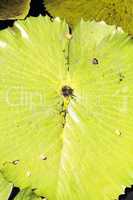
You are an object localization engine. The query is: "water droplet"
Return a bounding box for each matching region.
[115,129,122,136]
[12,160,20,165]
[26,171,31,177]
[65,32,72,40]
[40,154,47,161]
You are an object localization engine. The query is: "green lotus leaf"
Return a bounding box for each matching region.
[0,173,40,200]
[0,0,31,19]
[13,188,42,200]
[45,0,133,35]
[0,16,133,200]
[0,171,12,199]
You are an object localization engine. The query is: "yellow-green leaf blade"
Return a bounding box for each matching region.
[0,172,13,200]
[0,16,69,199]
[1,16,133,200]
[14,188,41,200]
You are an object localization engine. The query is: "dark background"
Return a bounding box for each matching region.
[0,0,133,200]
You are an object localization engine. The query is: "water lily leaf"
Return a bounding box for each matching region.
[0,0,31,19]
[0,173,42,200]
[0,16,69,199]
[14,188,42,200]
[45,0,133,35]
[0,16,133,200]
[0,172,13,199]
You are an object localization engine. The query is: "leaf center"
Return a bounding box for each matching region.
[61,85,74,98]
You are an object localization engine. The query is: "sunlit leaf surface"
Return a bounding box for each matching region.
[0,16,133,200]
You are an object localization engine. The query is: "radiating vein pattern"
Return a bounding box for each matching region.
[0,16,133,200]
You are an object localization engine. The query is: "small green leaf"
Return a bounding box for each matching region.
[45,0,133,35]
[14,188,42,200]
[0,172,12,200]
[0,0,31,19]
[0,173,42,200]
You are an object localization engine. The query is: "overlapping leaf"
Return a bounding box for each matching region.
[0,172,12,199]
[13,188,42,200]
[0,172,42,200]
[0,0,31,19]
[45,0,133,35]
